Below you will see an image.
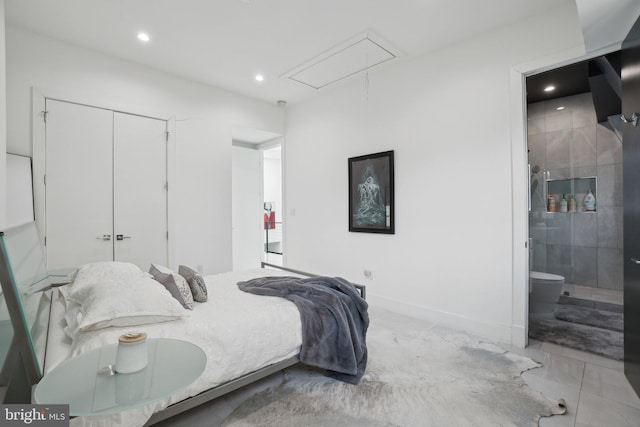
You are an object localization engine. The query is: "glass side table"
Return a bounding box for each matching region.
[34,338,206,416]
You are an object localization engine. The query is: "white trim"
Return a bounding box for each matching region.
[260,138,284,265]
[280,30,403,90]
[510,325,526,348]
[32,88,46,249]
[259,151,266,263]
[508,66,529,349]
[166,116,176,268]
[281,136,288,266]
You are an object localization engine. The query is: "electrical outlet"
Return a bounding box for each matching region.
[363,269,373,280]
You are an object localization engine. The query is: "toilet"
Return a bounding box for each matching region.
[529,271,565,314]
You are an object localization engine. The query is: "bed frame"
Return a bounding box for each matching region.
[146,261,366,425]
[0,223,366,425]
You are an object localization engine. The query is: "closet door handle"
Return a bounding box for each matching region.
[96,234,111,241]
[116,234,131,241]
[631,258,640,265]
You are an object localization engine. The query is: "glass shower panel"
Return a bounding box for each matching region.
[528,89,624,314]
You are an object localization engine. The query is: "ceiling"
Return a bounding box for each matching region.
[526,51,622,120]
[526,61,591,104]
[5,0,565,106]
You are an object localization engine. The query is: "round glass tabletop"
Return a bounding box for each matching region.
[34,338,206,416]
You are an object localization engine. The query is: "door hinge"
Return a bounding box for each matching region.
[44,174,46,186]
[165,182,168,190]
[44,237,47,246]
[42,110,48,123]
[166,231,169,240]
[165,131,170,142]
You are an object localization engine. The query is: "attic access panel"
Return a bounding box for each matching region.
[283,33,399,90]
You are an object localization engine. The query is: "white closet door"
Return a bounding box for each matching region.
[113,112,168,268]
[45,100,114,269]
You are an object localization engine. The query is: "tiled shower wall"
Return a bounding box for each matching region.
[528,93,623,291]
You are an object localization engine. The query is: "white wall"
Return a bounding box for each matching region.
[5,25,285,274]
[576,0,640,53]
[232,145,263,271]
[284,1,586,344]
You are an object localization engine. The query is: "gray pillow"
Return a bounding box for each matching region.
[149,264,193,310]
[178,265,208,302]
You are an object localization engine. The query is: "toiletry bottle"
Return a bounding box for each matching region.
[560,194,568,212]
[568,194,576,212]
[548,194,556,212]
[584,189,596,211]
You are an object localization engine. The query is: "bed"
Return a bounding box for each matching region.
[0,222,368,426]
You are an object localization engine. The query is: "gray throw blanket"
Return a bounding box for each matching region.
[237,276,369,384]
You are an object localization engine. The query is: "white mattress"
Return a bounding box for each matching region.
[47,268,303,427]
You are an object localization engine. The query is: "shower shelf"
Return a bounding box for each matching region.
[546,177,597,213]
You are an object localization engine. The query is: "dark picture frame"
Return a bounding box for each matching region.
[348,150,394,234]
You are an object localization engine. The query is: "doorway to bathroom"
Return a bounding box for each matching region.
[525,51,624,361]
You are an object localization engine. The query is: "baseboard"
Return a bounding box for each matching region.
[367,294,515,345]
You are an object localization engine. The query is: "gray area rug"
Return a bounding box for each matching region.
[554,304,623,332]
[218,308,565,427]
[528,315,623,360]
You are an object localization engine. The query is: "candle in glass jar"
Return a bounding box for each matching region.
[115,332,148,374]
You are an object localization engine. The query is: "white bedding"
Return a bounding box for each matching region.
[49,268,303,427]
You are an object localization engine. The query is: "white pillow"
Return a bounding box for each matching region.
[65,276,186,332]
[69,262,147,297]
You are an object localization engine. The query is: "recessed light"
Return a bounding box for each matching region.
[255,74,264,82]
[544,85,555,92]
[137,32,150,42]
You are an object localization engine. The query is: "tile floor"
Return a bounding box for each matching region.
[562,284,623,305]
[518,284,637,426]
[515,339,640,427]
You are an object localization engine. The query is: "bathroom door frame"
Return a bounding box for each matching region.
[508,48,628,348]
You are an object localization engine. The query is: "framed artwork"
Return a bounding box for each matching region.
[348,150,394,234]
